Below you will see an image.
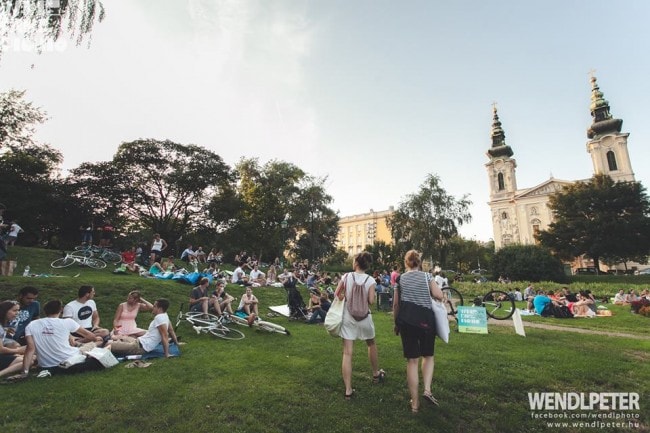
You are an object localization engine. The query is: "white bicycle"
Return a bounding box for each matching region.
[225,312,290,336]
[176,305,245,341]
[51,252,107,269]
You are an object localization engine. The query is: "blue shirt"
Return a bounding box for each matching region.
[533,295,552,315]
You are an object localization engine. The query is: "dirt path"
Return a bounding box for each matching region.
[487,318,650,340]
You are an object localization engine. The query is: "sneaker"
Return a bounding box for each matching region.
[373,369,386,384]
[37,370,51,378]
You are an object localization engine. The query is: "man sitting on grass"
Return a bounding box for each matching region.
[110,298,180,359]
[23,299,105,376]
[62,286,110,344]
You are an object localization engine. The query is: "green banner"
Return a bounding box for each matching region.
[457,306,488,334]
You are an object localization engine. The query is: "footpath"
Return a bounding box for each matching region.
[488,318,650,340]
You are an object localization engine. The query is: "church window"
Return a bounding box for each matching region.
[497,173,505,191]
[530,207,538,216]
[501,212,508,220]
[606,151,618,171]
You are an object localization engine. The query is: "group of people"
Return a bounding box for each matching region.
[524,285,598,317]
[0,285,180,379]
[613,288,649,305]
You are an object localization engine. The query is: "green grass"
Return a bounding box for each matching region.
[0,247,649,433]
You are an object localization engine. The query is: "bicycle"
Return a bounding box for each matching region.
[224,311,290,336]
[73,245,122,265]
[51,252,107,269]
[175,304,245,340]
[443,286,515,320]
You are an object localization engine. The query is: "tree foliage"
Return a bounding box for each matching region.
[492,244,567,282]
[387,174,472,268]
[0,0,105,58]
[537,174,650,272]
[0,90,47,150]
[445,236,494,274]
[69,139,233,248]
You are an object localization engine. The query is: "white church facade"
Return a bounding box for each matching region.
[485,75,636,256]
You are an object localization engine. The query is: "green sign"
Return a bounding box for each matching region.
[457,306,488,334]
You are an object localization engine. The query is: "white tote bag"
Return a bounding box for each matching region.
[324,297,345,337]
[432,299,450,343]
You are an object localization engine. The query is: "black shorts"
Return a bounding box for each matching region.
[399,323,436,359]
[0,353,17,370]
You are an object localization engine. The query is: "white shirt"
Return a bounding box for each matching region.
[138,313,170,352]
[62,299,97,329]
[232,266,245,283]
[25,318,82,368]
[9,223,22,237]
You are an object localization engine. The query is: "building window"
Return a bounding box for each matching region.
[497,173,505,191]
[606,151,618,171]
[530,206,538,216]
[501,211,508,220]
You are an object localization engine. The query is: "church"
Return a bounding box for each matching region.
[485,75,635,254]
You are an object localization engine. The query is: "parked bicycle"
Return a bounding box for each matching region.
[72,244,122,265]
[51,252,107,269]
[442,287,515,320]
[224,312,290,336]
[175,304,245,340]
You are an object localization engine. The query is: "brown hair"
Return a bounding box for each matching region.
[404,250,421,270]
[354,251,373,271]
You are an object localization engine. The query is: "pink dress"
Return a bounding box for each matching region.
[115,302,145,336]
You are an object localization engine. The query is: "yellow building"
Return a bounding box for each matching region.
[337,208,394,256]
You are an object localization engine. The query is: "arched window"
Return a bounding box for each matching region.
[607,151,618,171]
[497,173,505,191]
[501,212,508,220]
[531,218,541,243]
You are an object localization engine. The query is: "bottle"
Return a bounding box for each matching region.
[23,266,30,277]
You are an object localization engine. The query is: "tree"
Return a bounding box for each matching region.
[492,244,567,282]
[445,236,494,274]
[0,90,47,150]
[291,178,339,264]
[387,174,472,268]
[69,139,233,248]
[0,0,105,58]
[537,174,650,272]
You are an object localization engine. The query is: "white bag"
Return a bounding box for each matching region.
[432,299,450,343]
[324,297,345,337]
[86,347,119,368]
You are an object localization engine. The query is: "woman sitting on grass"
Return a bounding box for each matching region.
[0,301,27,378]
[113,291,154,337]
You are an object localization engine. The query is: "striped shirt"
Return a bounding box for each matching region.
[398,270,434,310]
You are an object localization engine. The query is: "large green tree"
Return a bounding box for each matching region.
[1,0,105,58]
[537,174,650,272]
[387,174,472,268]
[69,139,233,249]
[445,236,494,274]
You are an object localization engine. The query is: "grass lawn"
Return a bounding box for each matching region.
[0,247,648,433]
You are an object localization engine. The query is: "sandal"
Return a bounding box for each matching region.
[344,389,356,400]
[423,392,439,406]
[372,369,386,384]
[410,399,419,413]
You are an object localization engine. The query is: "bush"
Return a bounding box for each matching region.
[492,244,567,283]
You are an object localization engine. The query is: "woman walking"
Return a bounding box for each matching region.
[393,250,444,413]
[335,251,385,400]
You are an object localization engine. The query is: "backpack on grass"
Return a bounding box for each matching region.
[345,273,371,321]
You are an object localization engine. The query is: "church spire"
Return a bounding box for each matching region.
[487,103,513,158]
[587,74,623,139]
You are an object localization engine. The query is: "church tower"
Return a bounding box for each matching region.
[485,105,517,200]
[586,75,635,182]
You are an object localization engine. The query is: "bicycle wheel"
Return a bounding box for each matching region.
[51,256,76,268]
[257,320,290,336]
[225,314,250,327]
[442,287,463,316]
[85,258,107,269]
[482,290,515,320]
[209,325,245,340]
[186,313,220,327]
[102,250,123,264]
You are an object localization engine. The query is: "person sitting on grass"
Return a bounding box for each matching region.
[212,281,235,317]
[306,288,330,324]
[62,286,110,344]
[189,277,218,317]
[161,256,177,273]
[7,286,40,346]
[119,246,141,273]
[231,262,251,286]
[249,264,266,286]
[110,298,180,359]
[236,287,259,324]
[570,291,596,317]
[23,299,104,376]
[112,291,154,337]
[0,301,27,378]
[613,289,628,305]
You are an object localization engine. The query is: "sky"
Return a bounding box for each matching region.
[1,0,649,242]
